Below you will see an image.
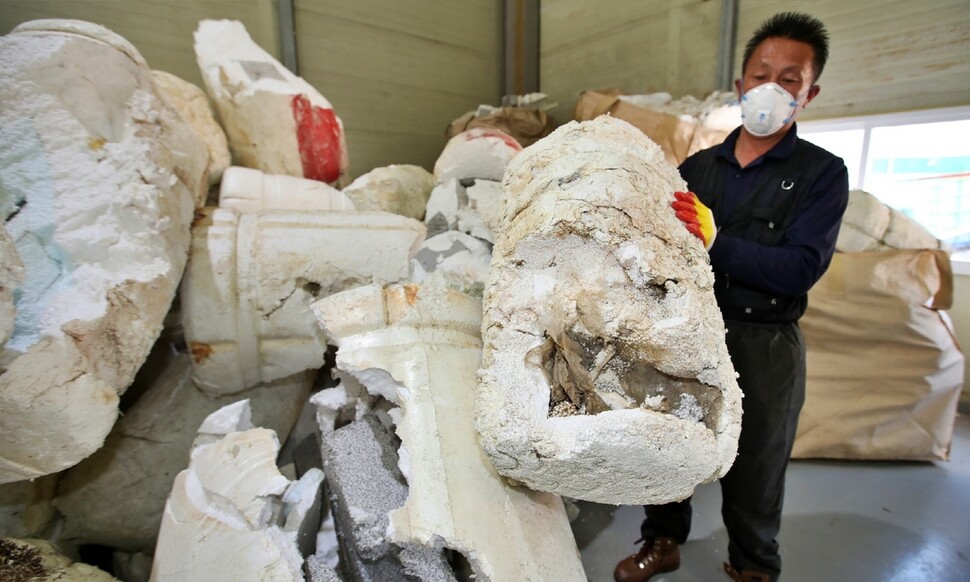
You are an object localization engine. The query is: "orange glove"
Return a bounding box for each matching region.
[672,191,716,250]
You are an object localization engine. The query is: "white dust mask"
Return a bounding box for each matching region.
[740,82,797,137]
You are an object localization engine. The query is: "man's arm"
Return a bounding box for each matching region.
[707,159,849,297]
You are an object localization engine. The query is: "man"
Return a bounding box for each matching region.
[614,12,849,582]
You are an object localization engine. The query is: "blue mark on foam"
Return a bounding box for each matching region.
[1,117,76,352]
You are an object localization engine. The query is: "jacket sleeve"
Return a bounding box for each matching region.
[706,159,849,297]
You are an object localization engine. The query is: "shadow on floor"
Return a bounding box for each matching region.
[574,506,969,582]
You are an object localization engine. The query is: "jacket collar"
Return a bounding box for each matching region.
[716,123,799,165]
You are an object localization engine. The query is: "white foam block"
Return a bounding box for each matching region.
[152,69,231,189]
[153,426,302,582]
[181,208,425,395]
[219,166,355,213]
[477,117,742,505]
[0,19,206,483]
[342,164,435,219]
[315,284,586,581]
[433,127,522,183]
[195,19,349,185]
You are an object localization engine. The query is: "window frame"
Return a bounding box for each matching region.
[799,106,970,275]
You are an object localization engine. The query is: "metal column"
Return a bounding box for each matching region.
[716,0,739,90]
[278,0,299,74]
[503,0,540,99]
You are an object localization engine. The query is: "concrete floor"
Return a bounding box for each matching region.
[572,411,970,582]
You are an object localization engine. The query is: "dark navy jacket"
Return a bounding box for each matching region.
[679,124,849,324]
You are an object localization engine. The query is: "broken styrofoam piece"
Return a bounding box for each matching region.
[152,408,312,582]
[836,192,888,252]
[342,164,436,220]
[0,345,120,485]
[277,393,328,479]
[219,166,356,213]
[319,415,457,581]
[11,18,147,64]
[883,208,943,250]
[198,398,254,436]
[0,537,121,581]
[0,19,208,484]
[283,468,326,558]
[836,223,882,253]
[310,379,376,436]
[477,117,743,505]
[54,353,311,552]
[313,284,482,348]
[433,127,523,183]
[152,69,231,189]
[424,178,465,237]
[313,511,341,572]
[841,190,892,241]
[457,179,503,242]
[313,370,400,435]
[180,207,425,395]
[836,190,942,252]
[190,409,291,527]
[422,175,504,245]
[410,230,492,296]
[194,19,349,185]
[153,463,299,582]
[0,225,24,347]
[310,383,358,434]
[316,283,586,581]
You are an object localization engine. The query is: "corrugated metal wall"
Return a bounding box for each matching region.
[541,0,970,122]
[541,0,721,124]
[293,0,502,179]
[0,0,281,91]
[2,1,967,172]
[734,0,970,120]
[0,0,503,180]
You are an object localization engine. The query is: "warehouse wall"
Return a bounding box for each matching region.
[733,0,970,121]
[540,0,721,124]
[0,0,281,90]
[541,0,970,122]
[0,0,503,180]
[293,0,503,179]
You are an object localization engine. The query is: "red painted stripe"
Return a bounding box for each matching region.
[291,94,344,183]
[464,128,523,151]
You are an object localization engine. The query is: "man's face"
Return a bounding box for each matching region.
[736,37,820,118]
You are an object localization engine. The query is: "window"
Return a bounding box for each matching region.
[799,107,970,274]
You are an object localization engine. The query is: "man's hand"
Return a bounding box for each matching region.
[672,191,716,250]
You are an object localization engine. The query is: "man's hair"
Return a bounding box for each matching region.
[742,12,830,82]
